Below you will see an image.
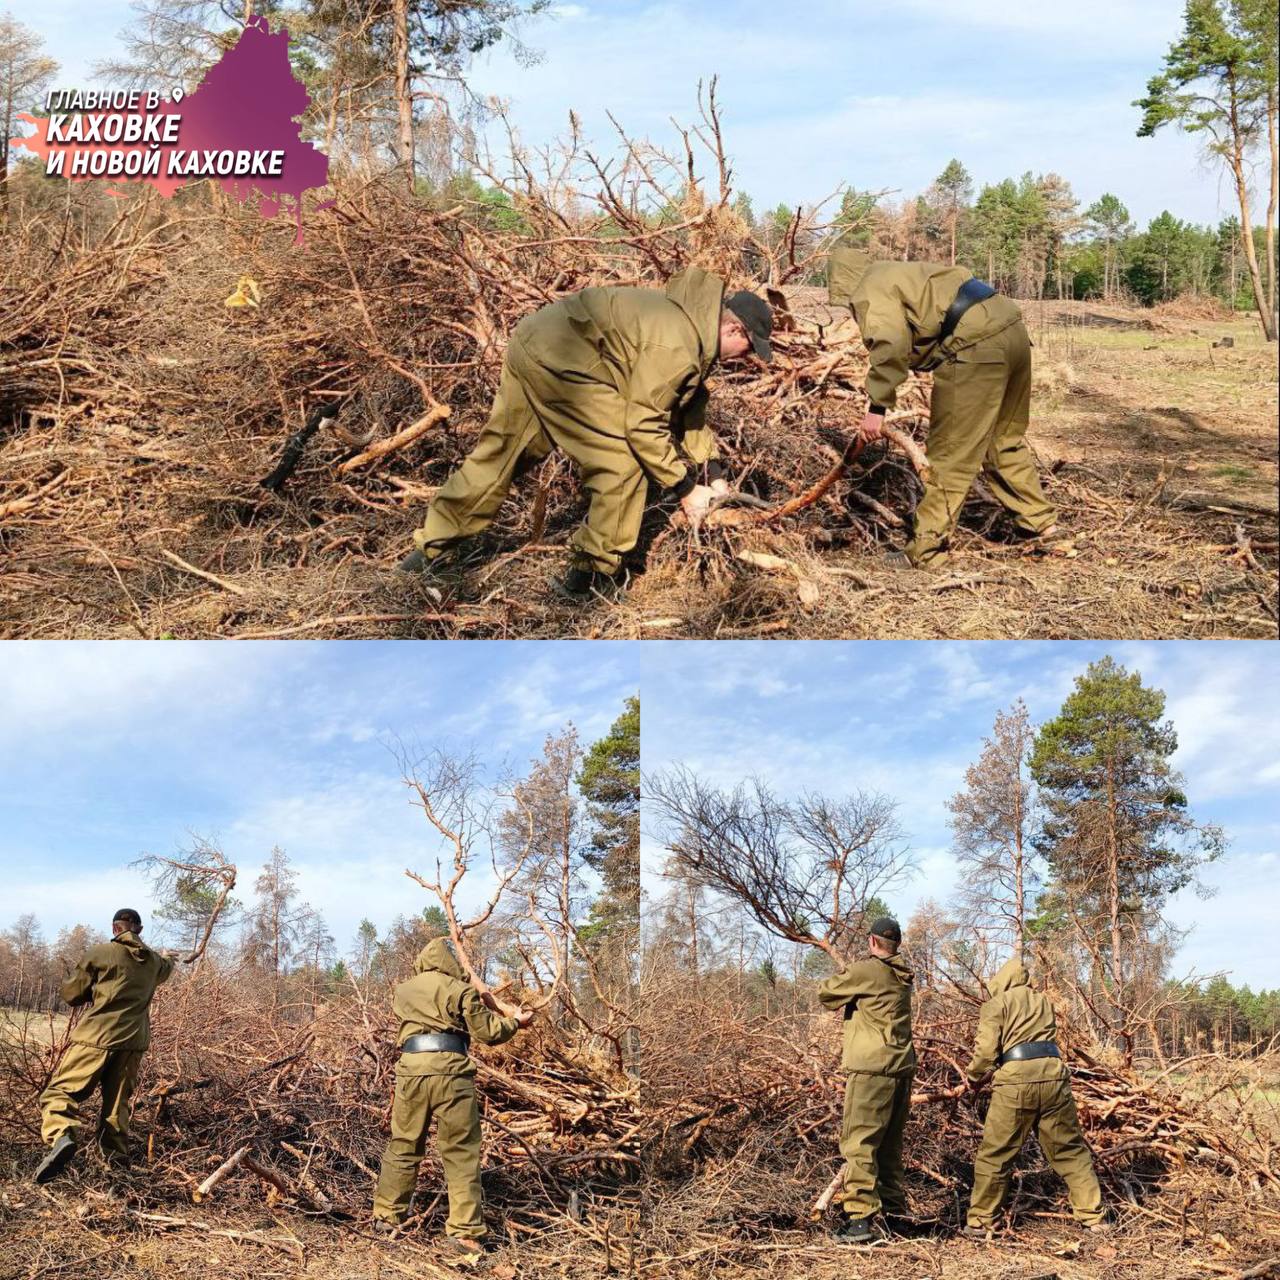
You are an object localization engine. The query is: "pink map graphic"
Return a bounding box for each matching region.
[16,16,329,241]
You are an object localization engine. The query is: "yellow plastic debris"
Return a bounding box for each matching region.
[224,276,262,309]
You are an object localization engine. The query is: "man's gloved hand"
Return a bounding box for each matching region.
[514,1008,534,1029]
[859,410,885,442]
[680,483,716,524]
[710,477,732,497]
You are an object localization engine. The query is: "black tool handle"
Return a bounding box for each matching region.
[259,404,339,492]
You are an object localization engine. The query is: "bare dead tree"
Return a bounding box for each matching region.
[947,699,1039,962]
[497,728,587,1023]
[646,766,916,966]
[399,744,555,1014]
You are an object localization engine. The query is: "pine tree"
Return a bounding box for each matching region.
[576,696,640,961]
[930,159,973,265]
[1136,0,1278,338]
[948,700,1039,960]
[1030,657,1226,1059]
[1085,194,1134,300]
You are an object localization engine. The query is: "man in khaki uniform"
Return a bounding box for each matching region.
[817,916,916,1244]
[963,955,1107,1235]
[402,269,773,599]
[828,246,1057,569]
[373,937,533,1259]
[35,908,174,1182]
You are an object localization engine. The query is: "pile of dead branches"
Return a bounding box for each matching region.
[1,963,647,1228]
[2,92,1275,637]
[637,970,1280,1273]
[0,84,940,640]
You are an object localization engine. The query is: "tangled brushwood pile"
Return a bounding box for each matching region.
[0,969,646,1276]
[2,93,1275,638]
[638,973,1280,1278]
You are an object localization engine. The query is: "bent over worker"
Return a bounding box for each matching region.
[828,246,1058,569]
[402,268,772,599]
[372,938,533,1260]
[35,908,174,1183]
[816,916,916,1244]
[963,955,1107,1235]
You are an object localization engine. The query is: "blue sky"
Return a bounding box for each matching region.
[0,642,637,957]
[640,641,1280,990]
[14,0,1250,229]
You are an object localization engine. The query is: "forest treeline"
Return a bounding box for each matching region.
[648,657,1271,1068]
[1,0,1276,323]
[1,695,640,1047]
[770,169,1278,310]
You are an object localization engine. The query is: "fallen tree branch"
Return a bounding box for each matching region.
[192,1144,250,1202]
[337,403,452,473]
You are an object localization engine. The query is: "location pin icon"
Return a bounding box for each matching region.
[172,87,185,103]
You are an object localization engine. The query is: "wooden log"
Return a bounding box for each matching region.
[279,1142,336,1212]
[242,1153,317,1207]
[703,439,869,531]
[157,549,249,597]
[881,424,931,481]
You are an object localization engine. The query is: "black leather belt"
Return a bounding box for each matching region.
[401,1031,470,1055]
[922,276,998,368]
[999,1039,1060,1066]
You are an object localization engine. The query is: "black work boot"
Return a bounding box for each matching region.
[831,1214,877,1244]
[556,564,628,602]
[397,538,491,580]
[1013,522,1061,543]
[34,1134,78,1184]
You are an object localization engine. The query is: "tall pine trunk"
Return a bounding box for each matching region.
[392,0,415,190]
[1228,85,1277,340]
[1104,762,1131,1064]
[1,84,12,227]
[1266,89,1277,328]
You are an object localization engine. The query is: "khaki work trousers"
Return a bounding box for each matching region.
[40,1042,143,1160]
[968,1077,1105,1227]
[373,1073,487,1239]
[838,1071,913,1219]
[415,336,650,575]
[907,320,1057,567]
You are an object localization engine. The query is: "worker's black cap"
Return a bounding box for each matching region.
[868,916,901,945]
[113,908,143,930]
[724,291,773,363]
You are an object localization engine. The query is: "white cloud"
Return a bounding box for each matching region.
[0,642,634,957]
[0,641,269,736]
[464,1,1233,227]
[5,866,151,938]
[220,768,509,937]
[888,0,1181,52]
[1166,850,1280,987]
[435,645,629,748]
[644,641,1280,987]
